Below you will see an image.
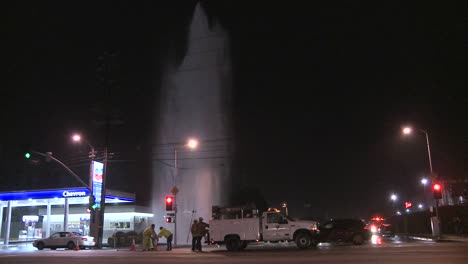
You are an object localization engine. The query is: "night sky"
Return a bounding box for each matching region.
[2,1,466,219]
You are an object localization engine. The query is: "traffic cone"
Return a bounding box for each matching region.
[130,239,137,251]
[75,240,80,251]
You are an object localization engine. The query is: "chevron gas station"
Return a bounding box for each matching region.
[0,187,153,246]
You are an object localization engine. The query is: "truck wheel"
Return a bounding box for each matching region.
[295,233,311,249]
[225,237,240,251]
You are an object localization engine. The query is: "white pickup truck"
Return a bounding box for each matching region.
[209,208,319,251]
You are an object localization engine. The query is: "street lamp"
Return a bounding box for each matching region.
[173,138,199,247]
[401,126,433,173]
[71,133,105,247]
[72,134,96,187]
[390,194,398,215]
[402,126,440,238]
[421,178,429,206]
[421,178,428,185]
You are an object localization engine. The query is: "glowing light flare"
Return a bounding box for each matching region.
[187,138,199,149]
[371,235,383,245]
[72,134,81,142]
[390,194,397,201]
[433,183,441,191]
[421,178,428,185]
[402,127,412,135]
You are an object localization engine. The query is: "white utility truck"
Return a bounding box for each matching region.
[209,207,319,251]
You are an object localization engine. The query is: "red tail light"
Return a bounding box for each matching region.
[93,238,96,242]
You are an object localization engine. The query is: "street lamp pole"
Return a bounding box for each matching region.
[72,134,102,243]
[173,146,178,247]
[423,130,433,174]
[402,126,440,238]
[171,138,198,247]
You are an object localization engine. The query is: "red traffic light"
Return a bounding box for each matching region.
[165,196,174,211]
[165,217,172,223]
[433,183,442,199]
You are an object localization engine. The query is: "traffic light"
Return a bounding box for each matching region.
[433,183,442,199]
[22,144,32,159]
[165,217,172,223]
[89,195,99,210]
[165,196,174,211]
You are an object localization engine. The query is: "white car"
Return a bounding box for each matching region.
[33,232,95,250]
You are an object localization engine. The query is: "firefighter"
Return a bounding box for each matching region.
[191,219,200,251]
[142,224,156,251]
[196,217,209,251]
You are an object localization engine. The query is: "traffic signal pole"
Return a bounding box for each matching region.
[31,151,89,189]
[174,148,178,247]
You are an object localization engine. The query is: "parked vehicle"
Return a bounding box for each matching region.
[33,231,95,250]
[318,219,371,245]
[209,207,319,251]
[365,217,394,237]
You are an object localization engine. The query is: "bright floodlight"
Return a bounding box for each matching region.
[72,134,81,142]
[390,194,397,201]
[421,178,428,185]
[187,138,199,149]
[402,127,412,135]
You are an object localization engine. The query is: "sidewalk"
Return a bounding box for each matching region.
[406,234,468,243]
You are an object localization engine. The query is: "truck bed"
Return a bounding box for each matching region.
[210,217,260,243]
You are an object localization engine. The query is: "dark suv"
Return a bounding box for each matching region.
[318,219,370,245]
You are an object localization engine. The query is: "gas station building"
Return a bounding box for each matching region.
[0,187,154,245]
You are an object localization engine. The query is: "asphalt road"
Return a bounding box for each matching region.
[1,239,467,264]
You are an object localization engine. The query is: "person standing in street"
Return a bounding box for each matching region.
[191,219,200,251]
[142,224,156,251]
[158,226,173,251]
[196,217,209,251]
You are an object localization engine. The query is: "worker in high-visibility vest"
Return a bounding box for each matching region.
[158,227,173,251]
[142,224,156,251]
